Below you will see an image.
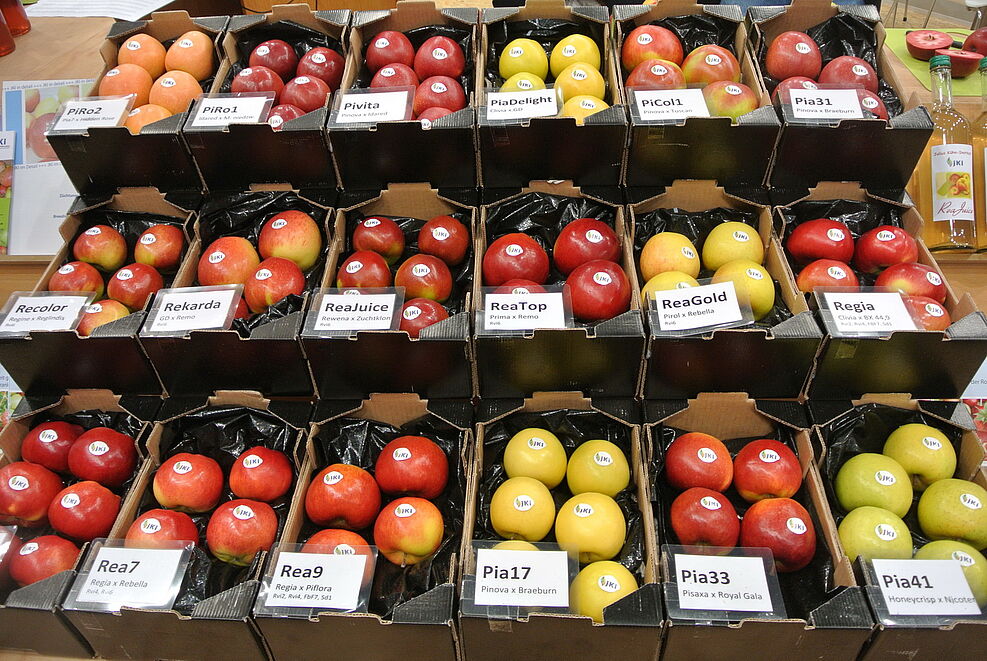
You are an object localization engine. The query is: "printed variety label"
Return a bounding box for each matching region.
[486,90,559,121]
[74,546,186,610]
[144,287,240,334]
[820,291,917,335]
[482,291,567,331]
[335,91,410,123]
[309,292,399,332]
[263,551,367,611]
[52,98,133,131]
[788,89,864,120]
[674,553,774,613]
[473,549,570,608]
[190,96,271,128]
[0,294,92,334]
[649,282,744,333]
[930,144,975,224]
[633,89,710,122]
[871,559,981,616]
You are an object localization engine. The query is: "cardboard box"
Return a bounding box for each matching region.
[646,393,874,661]
[0,390,160,658]
[302,184,476,398]
[810,396,987,660]
[774,183,987,399]
[747,0,934,190]
[474,182,645,398]
[0,189,199,396]
[615,2,781,189]
[46,12,226,196]
[254,394,471,661]
[328,1,479,190]
[184,5,347,191]
[460,392,662,661]
[476,0,626,188]
[633,180,823,399]
[63,391,310,661]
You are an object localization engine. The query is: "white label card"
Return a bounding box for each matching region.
[264,552,367,611]
[675,553,773,612]
[52,98,132,131]
[0,131,16,160]
[0,294,92,334]
[146,288,239,334]
[789,89,864,120]
[822,291,917,335]
[335,91,410,124]
[872,559,981,616]
[75,546,185,609]
[312,292,398,331]
[486,90,559,121]
[633,89,710,122]
[483,292,566,331]
[474,549,570,608]
[650,282,743,332]
[190,96,271,128]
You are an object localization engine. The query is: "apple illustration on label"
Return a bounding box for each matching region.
[664,432,733,492]
[19,421,84,473]
[670,486,740,549]
[352,215,405,265]
[305,463,381,530]
[336,250,392,288]
[135,224,185,272]
[483,233,550,286]
[621,25,684,70]
[373,496,444,566]
[206,499,278,565]
[418,215,469,266]
[153,452,224,513]
[9,535,79,587]
[375,435,449,499]
[125,509,199,549]
[553,218,620,276]
[48,261,104,298]
[0,462,64,527]
[67,427,137,488]
[48,481,120,541]
[740,497,816,572]
[229,447,294,502]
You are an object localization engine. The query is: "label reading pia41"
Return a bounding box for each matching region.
[649,281,747,334]
[482,291,568,332]
[262,551,368,611]
[632,88,710,123]
[787,88,864,121]
[485,89,559,121]
[70,545,188,611]
[473,549,570,608]
[870,558,981,617]
[674,553,775,613]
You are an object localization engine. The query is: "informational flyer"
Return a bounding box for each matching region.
[0,363,23,428]
[0,131,13,255]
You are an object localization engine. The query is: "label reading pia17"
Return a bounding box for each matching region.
[473,549,569,608]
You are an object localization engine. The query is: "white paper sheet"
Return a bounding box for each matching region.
[26,0,172,21]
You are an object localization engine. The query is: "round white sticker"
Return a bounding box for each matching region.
[375,38,390,49]
[746,267,764,280]
[233,505,255,520]
[394,503,416,517]
[39,429,59,443]
[803,80,818,89]
[85,227,102,236]
[827,228,846,242]
[392,447,412,461]
[433,48,448,60]
[759,449,780,463]
[697,447,718,463]
[58,264,75,275]
[411,263,431,277]
[140,233,157,245]
[922,436,943,450]
[517,80,533,90]
[403,305,422,320]
[61,493,81,509]
[952,550,975,567]
[876,230,896,241]
[86,303,103,314]
[312,52,327,64]
[862,97,879,110]
[7,475,29,491]
[827,266,847,280]
[105,69,121,78]
[795,42,812,54]
[209,251,226,264]
[787,517,808,535]
[240,68,255,78]
[594,451,613,466]
[242,454,263,469]
[852,64,868,77]
[173,460,193,475]
[115,269,134,281]
[637,33,653,45]
[88,441,110,456]
[733,230,750,242]
[509,46,524,57]
[256,45,270,56]
[925,303,945,317]
[513,495,534,512]
[140,518,162,534]
[926,271,942,286]
[961,493,983,510]
[875,524,898,541]
[580,99,596,110]
[562,45,577,57]
[431,226,450,241]
[527,437,546,450]
[598,575,622,593]
[875,470,897,486]
[725,85,742,96]
[295,76,311,85]
[586,229,603,243]
[593,272,612,286]
[505,244,523,257]
[705,54,722,66]
[363,218,383,229]
[20,542,38,556]
[126,40,142,51]
[161,77,177,88]
[346,260,363,274]
[682,246,696,259]
[420,118,433,129]
[511,286,531,294]
[255,269,273,281]
[334,544,355,555]
[271,218,288,230]
[380,67,395,77]
[700,495,721,511]
[324,470,343,485]
[431,82,447,94]
[651,64,668,76]
[573,502,594,518]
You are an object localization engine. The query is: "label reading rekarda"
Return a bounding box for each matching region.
[52,98,133,131]
[930,144,975,224]
[871,558,980,616]
[311,292,398,332]
[788,89,864,120]
[264,551,367,610]
[633,89,710,122]
[483,291,566,331]
[335,91,410,124]
[75,546,186,610]
[474,549,569,608]
[0,295,91,334]
[650,282,743,333]
[675,554,774,613]
[145,288,240,334]
[190,96,271,128]
[486,89,558,121]
[822,292,917,336]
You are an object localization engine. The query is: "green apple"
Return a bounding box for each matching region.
[838,506,913,562]
[915,540,987,607]
[57,85,79,104]
[835,453,913,518]
[882,423,956,491]
[917,478,987,549]
[33,97,59,117]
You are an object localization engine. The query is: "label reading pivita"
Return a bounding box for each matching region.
[930,144,975,224]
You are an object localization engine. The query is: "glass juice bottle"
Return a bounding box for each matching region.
[915,54,977,251]
[974,56,987,251]
[0,0,29,36]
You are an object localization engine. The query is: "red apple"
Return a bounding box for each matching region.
[231,65,284,103]
[419,215,469,266]
[395,254,453,303]
[23,89,40,113]
[125,509,199,549]
[483,233,550,286]
[553,218,620,276]
[493,279,546,294]
[739,497,816,572]
[67,427,137,488]
[27,113,57,161]
[336,250,393,288]
[48,481,120,542]
[353,216,405,265]
[786,218,854,264]
[366,31,415,74]
[258,209,323,272]
[373,496,444,566]
[206,499,278,566]
[935,48,984,78]
[0,462,63,527]
[733,439,802,502]
[765,31,822,80]
[703,81,759,121]
[625,59,685,90]
[198,236,261,286]
[796,259,859,292]
[282,75,331,113]
[77,299,131,337]
[296,47,345,91]
[305,463,381,529]
[400,297,449,338]
[418,106,453,126]
[374,435,449,499]
[0,528,22,588]
[107,263,164,310]
[853,225,919,273]
[73,225,127,272]
[857,89,889,120]
[875,262,947,303]
[413,76,467,116]
[771,76,818,104]
[622,25,683,70]
[234,297,250,319]
[414,35,465,80]
[670,487,740,548]
[250,39,298,82]
[906,30,954,61]
[963,28,987,54]
[302,528,375,585]
[153,453,224,513]
[267,103,305,130]
[244,257,306,313]
[681,45,740,85]
[371,62,419,89]
[20,421,84,473]
[904,294,952,331]
[566,260,631,322]
[229,446,293,502]
[818,56,878,93]
[664,432,732,492]
[48,261,104,298]
[9,535,79,587]
[135,224,185,272]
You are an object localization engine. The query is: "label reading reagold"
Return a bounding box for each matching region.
[870,558,980,616]
[486,90,558,121]
[649,282,743,332]
[473,549,569,608]
[930,144,975,224]
[788,89,864,120]
[632,89,710,122]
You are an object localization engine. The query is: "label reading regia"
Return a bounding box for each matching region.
[190,95,270,128]
[675,553,774,613]
[312,292,398,332]
[146,288,240,334]
[486,89,558,121]
[263,551,367,610]
[0,295,91,334]
[335,91,409,124]
[75,546,186,609]
[52,98,132,131]
[650,282,743,332]
[473,549,569,608]
[483,292,566,331]
[871,558,981,616]
[930,144,975,224]
[822,291,917,335]
[788,88,864,120]
[633,88,710,122]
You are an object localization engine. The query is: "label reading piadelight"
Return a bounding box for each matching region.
[263,551,367,611]
[674,553,774,613]
[485,90,558,121]
[870,558,981,616]
[0,294,93,335]
[482,291,567,332]
[143,287,241,335]
[309,291,399,333]
[72,546,187,610]
[649,282,744,333]
[473,549,570,608]
[335,91,410,124]
[930,144,975,224]
[788,89,864,121]
[190,95,271,128]
[632,89,710,122]
[51,98,133,131]
[819,291,917,336]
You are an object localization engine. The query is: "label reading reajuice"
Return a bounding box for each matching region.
[930,144,975,223]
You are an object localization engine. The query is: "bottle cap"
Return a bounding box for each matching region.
[929,54,952,69]
[980,56,987,71]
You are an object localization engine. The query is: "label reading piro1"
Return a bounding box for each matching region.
[930,144,975,224]
[473,548,569,607]
[190,96,271,128]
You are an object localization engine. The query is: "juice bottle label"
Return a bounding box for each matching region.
[930,143,975,223]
